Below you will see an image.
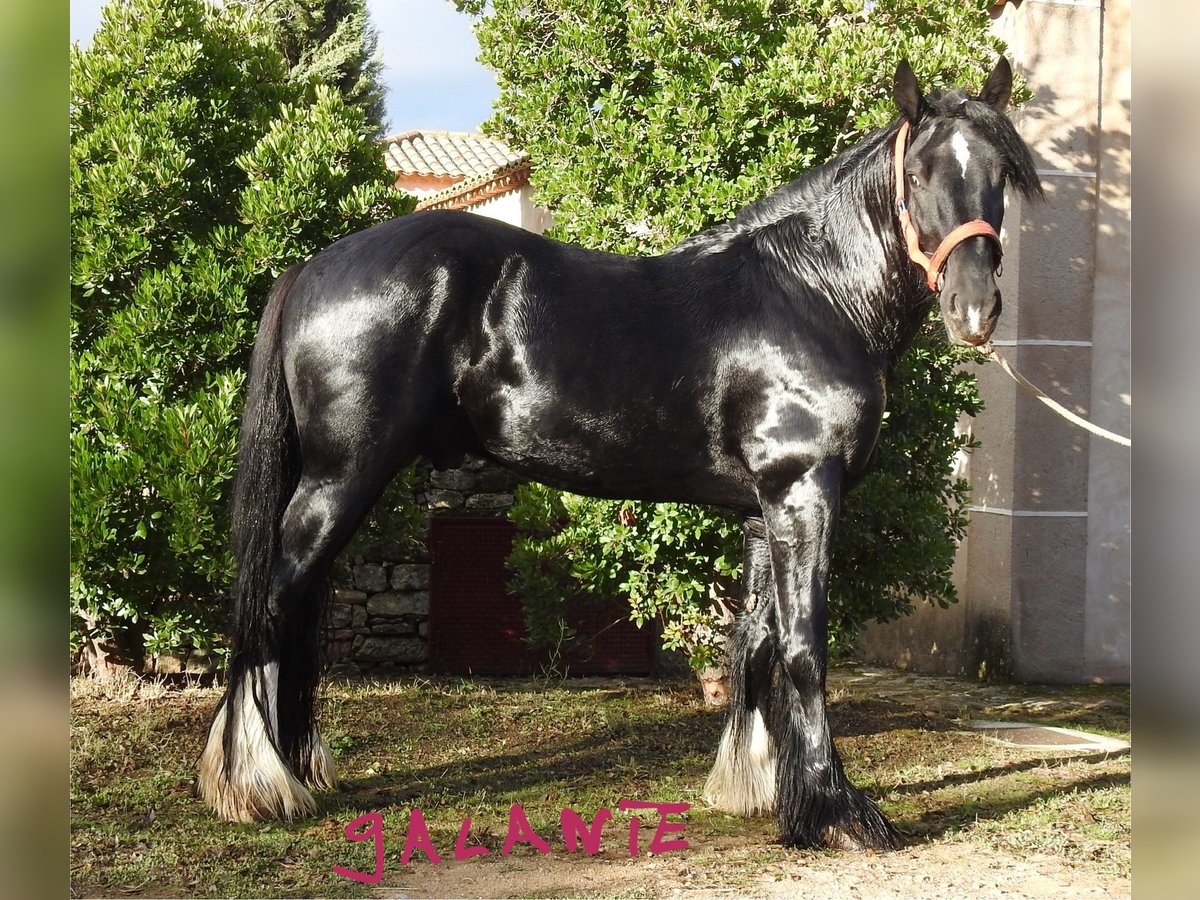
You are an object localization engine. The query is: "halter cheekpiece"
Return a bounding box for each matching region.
[894,120,1002,292]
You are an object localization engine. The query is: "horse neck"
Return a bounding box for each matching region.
[749,125,932,361]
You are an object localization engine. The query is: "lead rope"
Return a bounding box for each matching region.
[982,343,1131,447]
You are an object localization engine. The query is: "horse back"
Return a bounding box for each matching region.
[279,210,877,508]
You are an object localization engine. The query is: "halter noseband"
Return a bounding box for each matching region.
[894,120,1002,293]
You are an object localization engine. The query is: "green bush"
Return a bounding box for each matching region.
[70,0,409,668]
[465,0,1014,665]
[508,487,743,671]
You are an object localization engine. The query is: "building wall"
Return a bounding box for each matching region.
[859,0,1130,683]
[325,460,522,675]
[464,184,554,234]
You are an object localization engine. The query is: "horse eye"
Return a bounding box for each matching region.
[907,173,920,187]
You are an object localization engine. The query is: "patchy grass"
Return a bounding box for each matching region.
[830,667,1131,879]
[70,665,1130,897]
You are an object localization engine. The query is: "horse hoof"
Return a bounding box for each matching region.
[820,820,904,852]
[779,797,904,851]
[197,748,318,823]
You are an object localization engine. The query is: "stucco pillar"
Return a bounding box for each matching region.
[859,0,1129,683]
[1083,0,1130,680]
[972,0,1128,683]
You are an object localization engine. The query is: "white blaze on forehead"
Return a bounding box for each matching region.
[951,129,971,179]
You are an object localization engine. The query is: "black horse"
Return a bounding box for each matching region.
[198,59,1041,850]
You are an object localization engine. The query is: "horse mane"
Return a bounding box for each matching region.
[668,90,1042,261]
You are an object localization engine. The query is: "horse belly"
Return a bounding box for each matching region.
[458,370,743,504]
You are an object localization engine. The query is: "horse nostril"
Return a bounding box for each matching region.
[948,293,958,316]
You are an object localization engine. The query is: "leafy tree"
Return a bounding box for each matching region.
[466,0,1017,664]
[70,0,410,672]
[239,0,388,130]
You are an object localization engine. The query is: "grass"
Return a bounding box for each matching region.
[70,665,1130,897]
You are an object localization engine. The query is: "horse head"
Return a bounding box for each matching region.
[892,58,1042,346]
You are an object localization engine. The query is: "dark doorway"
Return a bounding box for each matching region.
[428,517,526,675]
[427,517,656,676]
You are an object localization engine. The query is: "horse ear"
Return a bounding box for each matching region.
[978,57,1013,111]
[893,60,922,122]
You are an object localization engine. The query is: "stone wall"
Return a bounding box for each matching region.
[324,457,519,676]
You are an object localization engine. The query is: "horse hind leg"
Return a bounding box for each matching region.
[704,517,779,816]
[198,456,404,822]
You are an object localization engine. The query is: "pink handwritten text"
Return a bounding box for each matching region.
[334,800,690,883]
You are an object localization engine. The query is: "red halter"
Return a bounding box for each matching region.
[894,120,1002,292]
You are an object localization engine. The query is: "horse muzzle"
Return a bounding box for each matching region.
[941,283,1001,347]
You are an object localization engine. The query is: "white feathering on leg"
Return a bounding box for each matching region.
[703,709,777,816]
[745,709,778,812]
[197,663,318,823]
[703,717,741,810]
[749,707,771,762]
[305,730,338,791]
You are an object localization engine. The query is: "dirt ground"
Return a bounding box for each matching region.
[374,839,1126,900]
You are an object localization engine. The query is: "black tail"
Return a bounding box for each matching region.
[222,262,324,781]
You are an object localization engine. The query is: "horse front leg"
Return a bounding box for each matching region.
[704,516,778,815]
[760,462,901,850]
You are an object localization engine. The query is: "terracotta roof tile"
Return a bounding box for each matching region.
[381,130,528,180]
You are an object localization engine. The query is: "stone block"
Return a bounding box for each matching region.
[1015,177,1096,342]
[431,468,476,492]
[327,604,354,629]
[1011,515,1088,683]
[368,591,429,617]
[401,591,430,616]
[465,492,514,511]
[353,563,388,593]
[425,489,464,510]
[352,605,368,629]
[335,589,368,605]
[145,653,184,675]
[355,636,427,664]
[184,650,217,675]
[367,592,404,617]
[391,564,431,592]
[1011,345,1092,511]
[371,621,416,636]
[327,661,361,679]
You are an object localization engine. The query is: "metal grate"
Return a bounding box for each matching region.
[428,517,527,675]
